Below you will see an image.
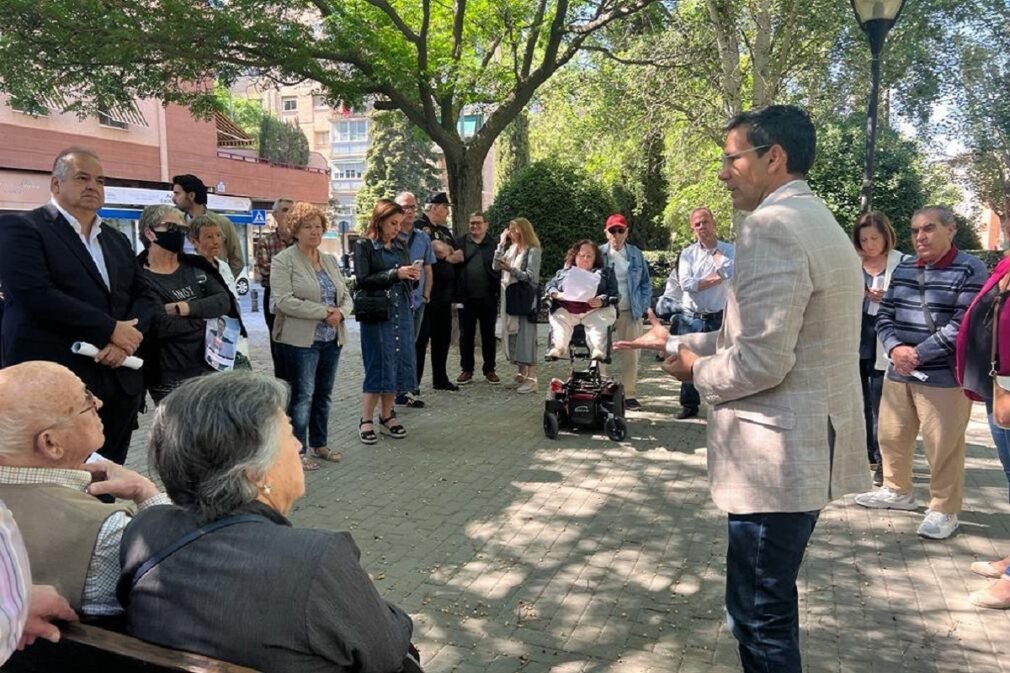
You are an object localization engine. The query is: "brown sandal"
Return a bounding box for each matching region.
[301,455,321,471]
[313,446,343,463]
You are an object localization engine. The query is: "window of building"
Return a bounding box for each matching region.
[97,112,128,130]
[314,130,330,148]
[331,161,365,180]
[282,97,297,112]
[312,94,328,109]
[333,119,368,142]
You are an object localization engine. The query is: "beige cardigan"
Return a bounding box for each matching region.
[270,246,353,347]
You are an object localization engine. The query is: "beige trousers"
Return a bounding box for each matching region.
[548,306,617,355]
[609,309,642,397]
[878,378,972,514]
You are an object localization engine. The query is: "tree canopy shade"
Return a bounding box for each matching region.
[0,0,659,232]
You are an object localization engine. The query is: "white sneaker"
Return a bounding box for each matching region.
[590,349,606,361]
[546,347,566,359]
[854,487,917,510]
[516,378,538,394]
[917,510,959,539]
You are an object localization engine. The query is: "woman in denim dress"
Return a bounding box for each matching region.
[353,200,419,444]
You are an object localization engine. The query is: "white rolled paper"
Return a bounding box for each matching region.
[71,341,144,370]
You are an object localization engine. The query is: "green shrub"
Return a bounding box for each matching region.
[964,249,1006,272]
[486,160,615,277]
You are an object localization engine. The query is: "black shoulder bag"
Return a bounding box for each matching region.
[116,513,264,608]
[504,249,539,319]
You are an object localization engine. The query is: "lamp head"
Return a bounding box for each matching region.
[850,0,906,26]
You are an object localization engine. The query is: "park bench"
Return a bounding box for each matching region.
[2,621,260,673]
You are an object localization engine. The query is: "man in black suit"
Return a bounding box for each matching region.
[0,147,153,464]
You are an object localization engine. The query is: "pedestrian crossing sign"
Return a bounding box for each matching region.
[250,209,268,225]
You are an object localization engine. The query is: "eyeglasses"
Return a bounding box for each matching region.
[720,145,772,168]
[608,227,627,234]
[401,205,417,211]
[34,388,99,440]
[468,220,484,226]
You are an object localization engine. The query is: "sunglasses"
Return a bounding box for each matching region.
[608,227,627,234]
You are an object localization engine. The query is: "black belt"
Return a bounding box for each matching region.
[685,309,722,320]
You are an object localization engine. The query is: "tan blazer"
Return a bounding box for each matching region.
[681,180,869,514]
[270,246,353,348]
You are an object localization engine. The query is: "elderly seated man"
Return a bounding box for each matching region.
[0,361,168,617]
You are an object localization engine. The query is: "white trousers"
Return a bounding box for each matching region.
[548,306,617,354]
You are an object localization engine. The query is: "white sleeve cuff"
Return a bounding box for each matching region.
[665,335,681,357]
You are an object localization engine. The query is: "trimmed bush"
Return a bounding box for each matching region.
[486,160,615,278]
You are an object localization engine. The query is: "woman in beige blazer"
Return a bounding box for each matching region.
[270,203,353,470]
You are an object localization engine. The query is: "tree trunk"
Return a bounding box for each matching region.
[445,149,487,236]
[494,110,530,192]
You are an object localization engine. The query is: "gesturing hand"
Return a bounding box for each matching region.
[613,309,670,352]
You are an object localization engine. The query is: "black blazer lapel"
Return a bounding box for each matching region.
[43,204,110,293]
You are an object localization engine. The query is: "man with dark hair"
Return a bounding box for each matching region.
[455,211,500,385]
[616,105,868,673]
[0,148,154,464]
[417,192,463,391]
[171,174,244,277]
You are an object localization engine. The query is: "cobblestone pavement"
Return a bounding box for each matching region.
[123,293,1010,673]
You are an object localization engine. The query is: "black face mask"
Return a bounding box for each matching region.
[153,229,186,254]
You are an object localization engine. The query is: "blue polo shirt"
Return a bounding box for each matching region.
[399,226,436,309]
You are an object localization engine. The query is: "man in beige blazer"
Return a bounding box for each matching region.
[617,105,868,673]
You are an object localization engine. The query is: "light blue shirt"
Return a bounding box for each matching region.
[399,226,436,309]
[51,198,110,290]
[678,239,735,314]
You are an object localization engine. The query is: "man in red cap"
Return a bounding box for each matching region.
[600,213,652,410]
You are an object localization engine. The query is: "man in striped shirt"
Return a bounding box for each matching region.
[855,206,986,540]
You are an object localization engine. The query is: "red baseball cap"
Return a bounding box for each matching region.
[605,214,628,231]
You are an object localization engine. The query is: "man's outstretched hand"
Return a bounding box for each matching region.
[613,309,670,352]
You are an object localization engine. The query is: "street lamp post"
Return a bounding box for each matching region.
[851,0,907,213]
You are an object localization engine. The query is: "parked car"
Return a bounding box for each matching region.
[236,267,250,296]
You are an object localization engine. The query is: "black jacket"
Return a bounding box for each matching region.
[416,214,457,303]
[353,237,409,292]
[0,204,156,397]
[455,235,500,301]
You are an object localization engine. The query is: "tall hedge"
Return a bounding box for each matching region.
[486,160,615,278]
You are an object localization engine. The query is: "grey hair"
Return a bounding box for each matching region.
[913,205,956,228]
[52,147,101,181]
[139,204,185,232]
[272,198,294,212]
[394,191,415,205]
[186,214,221,243]
[149,372,290,522]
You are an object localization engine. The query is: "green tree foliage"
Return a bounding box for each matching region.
[0,0,659,233]
[487,161,615,277]
[808,114,980,252]
[213,84,264,140]
[354,110,441,229]
[257,116,310,167]
[494,111,531,193]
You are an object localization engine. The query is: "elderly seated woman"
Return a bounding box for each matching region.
[118,372,416,672]
[545,239,619,361]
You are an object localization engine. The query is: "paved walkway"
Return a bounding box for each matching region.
[123,293,1010,673]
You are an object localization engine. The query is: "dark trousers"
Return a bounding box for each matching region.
[859,358,884,465]
[279,341,341,450]
[418,300,452,387]
[459,296,497,375]
[726,511,819,673]
[678,311,723,408]
[97,390,144,465]
[263,286,285,380]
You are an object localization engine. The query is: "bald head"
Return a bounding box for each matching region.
[0,362,103,465]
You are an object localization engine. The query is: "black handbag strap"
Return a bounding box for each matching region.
[916,266,938,333]
[116,513,265,607]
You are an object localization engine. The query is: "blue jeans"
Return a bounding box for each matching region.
[726,511,819,673]
[678,312,723,408]
[859,359,884,465]
[985,399,1010,504]
[280,340,341,451]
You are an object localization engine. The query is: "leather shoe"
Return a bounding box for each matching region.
[433,382,460,392]
[676,406,698,419]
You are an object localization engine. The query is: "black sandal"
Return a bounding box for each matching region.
[379,412,407,439]
[359,417,378,445]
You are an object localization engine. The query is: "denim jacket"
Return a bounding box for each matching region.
[600,242,652,321]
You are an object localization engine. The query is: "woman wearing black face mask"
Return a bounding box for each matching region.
[137,204,236,402]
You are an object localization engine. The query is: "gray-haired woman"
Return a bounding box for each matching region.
[119,372,416,672]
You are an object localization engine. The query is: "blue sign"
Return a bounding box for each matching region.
[338,220,351,234]
[250,209,268,226]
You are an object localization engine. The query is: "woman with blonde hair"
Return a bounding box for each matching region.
[493,218,542,393]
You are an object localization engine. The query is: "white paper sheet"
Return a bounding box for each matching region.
[557,267,600,303]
